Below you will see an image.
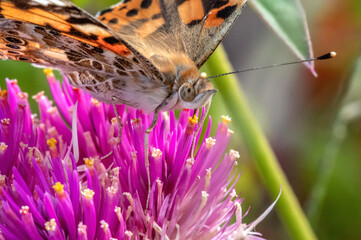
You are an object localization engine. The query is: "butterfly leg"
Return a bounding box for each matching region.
[144,95,174,208]
[144,108,160,209]
[190,100,211,158]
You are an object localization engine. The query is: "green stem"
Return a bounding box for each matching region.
[205,45,317,240]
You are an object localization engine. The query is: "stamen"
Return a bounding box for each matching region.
[156,179,163,196]
[0,142,8,153]
[78,222,87,235]
[221,115,232,125]
[0,89,8,99]
[9,80,18,86]
[152,148,162,158]
[19,206,29,215]
[47,138,58,157]
[125,206,133,220]
[43,68,54,77]
[0,174,5,186]
[47,138,57,148]
[45,219,57,231]
[19,142,29,149]
[1,118,10,126]
[205,168,211,190]
[123,192,134,205]
[107,186,117,195]
[100,220,109,231]
[186,158,195,167]
[111,117,118,125]
[84,157,95,168]
[201,191,209,209]
[114,206,121,214]
[32,91,45,101]
[131,118,142,126]
[81,188,95,199]
[188,116,198,126]
[131,152,137,161]
[186,115,198,134]
[52,182,64,194]
[205,137,216,149]
[90,97,100,106]
[125,231,133,238]
[230,189,238,199]
[47,107,57,114]
[229,149,240,160]
[17,92,28,100]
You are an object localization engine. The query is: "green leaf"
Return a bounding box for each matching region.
[250,0,316,75]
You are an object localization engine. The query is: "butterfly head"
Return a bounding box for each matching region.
[178,73,216,109]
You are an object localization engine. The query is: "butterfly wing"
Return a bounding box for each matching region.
[97,0,247,68]
[0,0,170,110]
[0,0,164,79]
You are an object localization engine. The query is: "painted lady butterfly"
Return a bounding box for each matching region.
[0,0,246,132]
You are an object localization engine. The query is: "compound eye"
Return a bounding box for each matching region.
[179,83,196,102]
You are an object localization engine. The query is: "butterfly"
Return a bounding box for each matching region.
[0,0,247,134]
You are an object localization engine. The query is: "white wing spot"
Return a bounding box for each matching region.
[33,0,66,6]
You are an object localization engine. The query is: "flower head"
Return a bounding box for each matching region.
[0,73,274,239]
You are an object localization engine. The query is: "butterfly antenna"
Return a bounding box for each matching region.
[208,51,336,79]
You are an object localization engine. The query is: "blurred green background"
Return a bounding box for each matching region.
[0,0,360,239]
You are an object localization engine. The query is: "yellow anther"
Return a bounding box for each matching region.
[205,137,216,149]
[78,222,87,234]
[107,186,117,195]
[45,219,57,231]
[131,118,142,125]
[47,138,57,148]
[111,117,118,125]
[1,118,10,125]
[0,174,5,186]
[186,158,195,167]
[188,115,198,126]
[90,98,100,106]
[0,89,8,98]
[151,148,162,158]
[221,115,232,125]
[81,188,95,199]
[20,206,30,215]
[52,182,64,194]
[0,142,8,152]
[17,92,28,99]
[229,149,240,159]
[230,189,238,199]
[9,80,18,85]
[47,107,57,114]
[125,231,133,237]
[100,220,109,230]
[84,158,95,168]
[114,206,121,214]
[32,91,45,100]
[43,68,54,76]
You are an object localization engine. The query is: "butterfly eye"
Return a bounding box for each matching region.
[179,83,196,102]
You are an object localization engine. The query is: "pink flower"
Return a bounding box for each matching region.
[0,72,273,239]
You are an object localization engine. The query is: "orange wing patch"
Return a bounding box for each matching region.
[177,0,205,25]
[0,1,131,57]
[204,0,240,27]
[97,0,164,38]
